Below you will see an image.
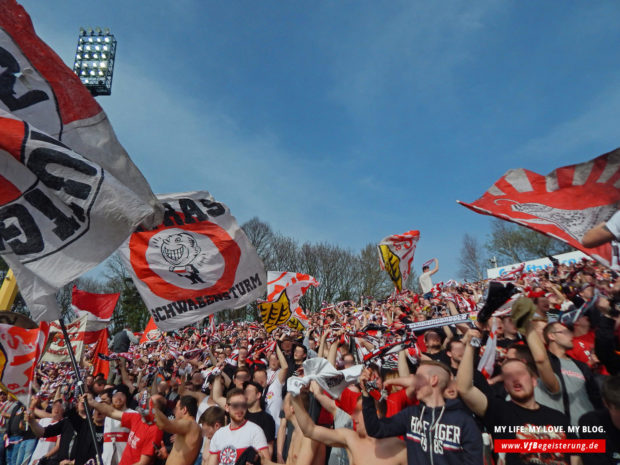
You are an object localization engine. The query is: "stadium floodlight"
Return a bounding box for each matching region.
[72,27,116,96]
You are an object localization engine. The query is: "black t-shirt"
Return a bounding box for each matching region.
[578,409,620,465]
[66,409,104,465]
[246,410,275,443]
[483,396,573,465]
[44,417,77,463]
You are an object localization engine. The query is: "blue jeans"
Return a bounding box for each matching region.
[7,438,36,465]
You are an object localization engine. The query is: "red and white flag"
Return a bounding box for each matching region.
[140,317,163,344]
[377,230,420,291]
[496,263,525,282]
[41,314,88,363]
[0,320,48,404]
[459,149,620,269]
[118,191,266,332]
[0,2,162,321]
[259,272,318,332]
[72,286,120,332]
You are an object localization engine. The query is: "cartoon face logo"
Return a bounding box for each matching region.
[161,233,201,268]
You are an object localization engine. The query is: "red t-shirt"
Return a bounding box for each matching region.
[119,412,163,465]
[335,387,417,417]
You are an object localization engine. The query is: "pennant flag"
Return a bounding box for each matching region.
[287,357,363,398]
[458,149,620,269]
[0,314,48,404]
[259,271,318,333]
[478,318,498,379]
[42,314,88,363]
[140,317,162,344]
[118,191,266,332]
[377,230,420,291]
[91,329,110,377]
[0,2,163,322]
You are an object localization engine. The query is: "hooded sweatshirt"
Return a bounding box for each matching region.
[362,395,482,465]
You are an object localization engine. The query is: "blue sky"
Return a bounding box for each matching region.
[19,0,620,282]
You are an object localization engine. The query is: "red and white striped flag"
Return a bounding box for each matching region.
[71,286,119,344]
[459,149,620,269]
[377,230,420,291]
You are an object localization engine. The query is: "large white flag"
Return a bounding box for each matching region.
[377,230,420,291]
[118,191,267,331]
[0,112,158,322]
[0,1,162,321]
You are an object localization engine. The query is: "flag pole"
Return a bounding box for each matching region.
[58,319,103,465]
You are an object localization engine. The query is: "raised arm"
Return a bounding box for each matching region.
[211,376,227,409]
[525,320,560,394]
[430,258,439,275]
[154,408,192,435]
[291,394,347,448]
[308,381,336,416]
[276,343,289,385]
[455,329,488,418]
[85,394,123,421]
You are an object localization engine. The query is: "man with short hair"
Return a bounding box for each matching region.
[244,382,275,455]
[419,258,439,299]
[207,388,269,465]
[86,393,165,465]
[198,407,225,465]
[363,360,482,465]
[154,396,202,465]
[292,392,403,465]
[102,385,135,465]
[456,328,576,465]
[543,322,602,425]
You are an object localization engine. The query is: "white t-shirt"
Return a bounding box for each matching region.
[265,375,283,435]
[102,409,135,465]
[419,271,433,294]
[209,420,267,465]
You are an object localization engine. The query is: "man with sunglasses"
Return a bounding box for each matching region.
[207,388,268,465]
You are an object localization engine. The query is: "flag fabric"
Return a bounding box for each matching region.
[477,318,498,379]
[0,319,48,404]
[458,149,620,269]
[0,0,162,225]
[0,2,163,322]
[91,329,110,377]
[118,191,266,332]
[259,271,318,333]
[41,314,88,363]
[287,358,363,399]
[496,263,525,282]
[140,317,162,344]
[72,286,120,332]
[377,230,420,291]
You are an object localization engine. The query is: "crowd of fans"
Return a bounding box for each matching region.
[1,257,620,465]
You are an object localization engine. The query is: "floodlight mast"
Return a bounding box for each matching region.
[72,27,117,96]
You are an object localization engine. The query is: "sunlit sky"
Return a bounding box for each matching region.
[19,0,620,282]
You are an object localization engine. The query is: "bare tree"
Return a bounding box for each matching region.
[486,219,572,265]
[458,233,487,282]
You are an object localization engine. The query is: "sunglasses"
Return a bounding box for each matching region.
[227,402,247,410]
